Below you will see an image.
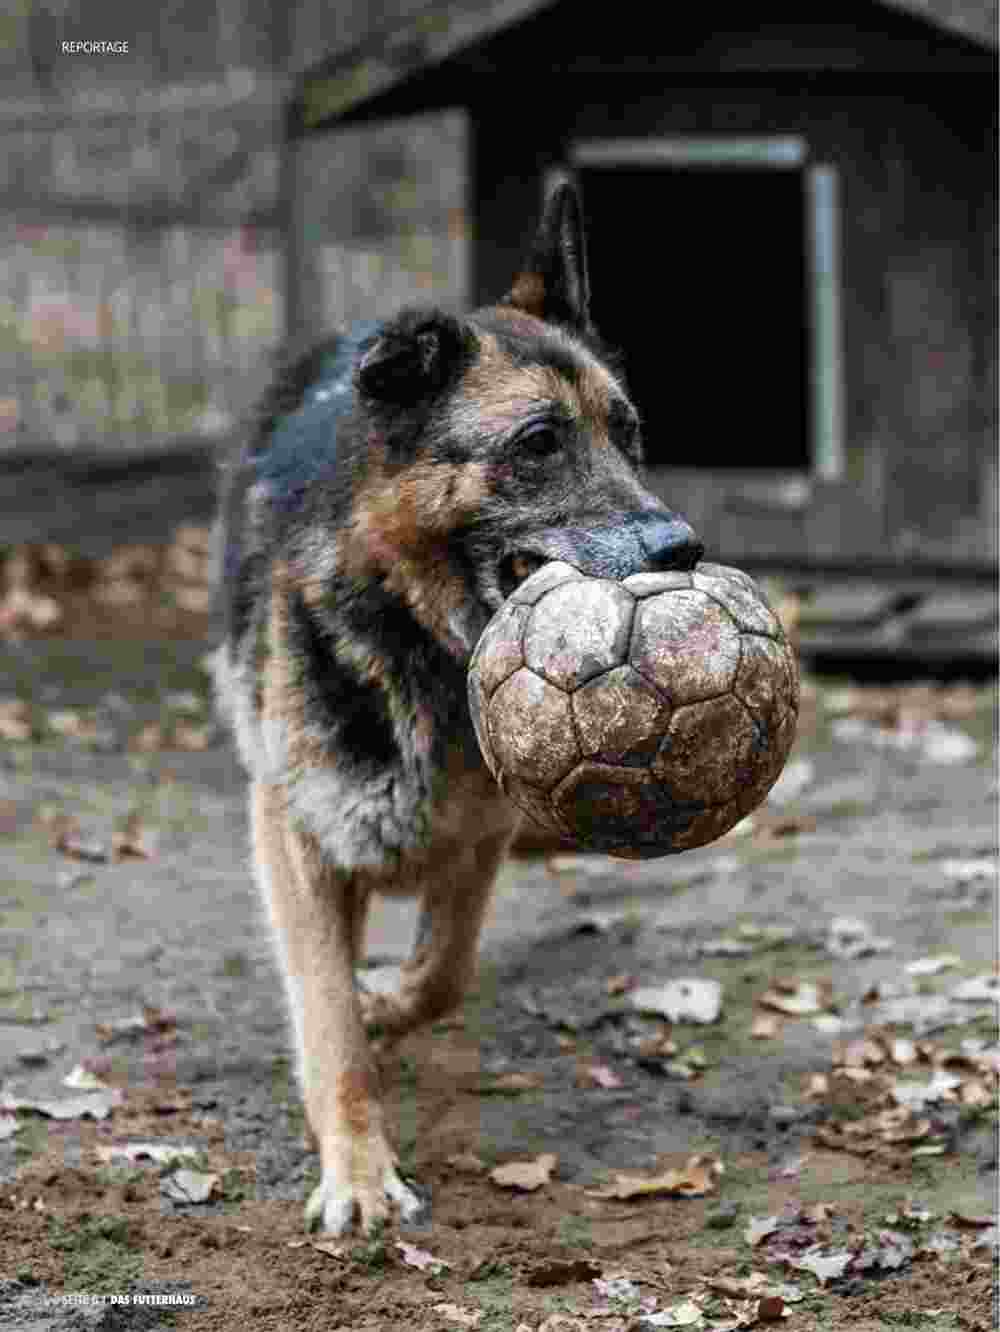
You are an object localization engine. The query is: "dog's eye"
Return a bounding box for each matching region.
[517,424,562,457]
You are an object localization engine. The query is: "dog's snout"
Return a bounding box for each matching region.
[637,515,704,574]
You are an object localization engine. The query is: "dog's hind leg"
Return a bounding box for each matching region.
[250,779,424,1235]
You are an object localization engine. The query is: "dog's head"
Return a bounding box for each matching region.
[338,184,703,659]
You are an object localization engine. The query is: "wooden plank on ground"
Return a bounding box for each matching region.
[904,591,998,637]
[797,584,899,629]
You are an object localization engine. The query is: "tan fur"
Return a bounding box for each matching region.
[213,185,699,1240]
[251,763,516,1234]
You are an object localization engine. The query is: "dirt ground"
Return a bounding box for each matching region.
[0,521,996,1331]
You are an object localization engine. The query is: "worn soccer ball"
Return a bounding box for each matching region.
[468,561,799,858]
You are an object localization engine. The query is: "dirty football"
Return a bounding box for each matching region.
[468,561,800,858]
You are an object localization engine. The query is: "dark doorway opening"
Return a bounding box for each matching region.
[578,165,810,469]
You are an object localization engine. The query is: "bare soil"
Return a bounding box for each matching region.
[0,521,995,1330]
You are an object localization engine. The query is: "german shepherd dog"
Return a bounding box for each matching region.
[213,184,703,1235]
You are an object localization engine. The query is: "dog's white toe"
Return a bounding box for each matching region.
[304,1161,426,1234]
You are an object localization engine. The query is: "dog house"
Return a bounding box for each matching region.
[285,0,997,662]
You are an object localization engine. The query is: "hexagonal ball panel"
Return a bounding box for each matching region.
[571,666,671,767]
[692,565,782,638]
[666,803,747,854]
[508,560,584,606]
[551,762,722,858]
[523,579,634,690]
[733,633,798,728]
[470,600,529,698]
[486,667,578,788]
[630,590,740,704]
[467,666,494,779]
[653,693,758,805]
[502,775,572,838]
[621,571,693,598]
[735,711,798,819]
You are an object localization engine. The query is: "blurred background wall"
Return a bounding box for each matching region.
[0,0,467,452]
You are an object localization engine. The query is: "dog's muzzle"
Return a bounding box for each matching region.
[500,510,704,596]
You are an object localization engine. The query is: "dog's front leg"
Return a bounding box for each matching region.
[250,779,423,1235]
[360,827,514,1044]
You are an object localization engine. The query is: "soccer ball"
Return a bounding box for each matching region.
[468,561,799,858]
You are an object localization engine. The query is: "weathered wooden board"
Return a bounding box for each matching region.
[797,585,900,629]
[904,591,998,636]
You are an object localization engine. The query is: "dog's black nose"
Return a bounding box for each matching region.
[636,514,704,573]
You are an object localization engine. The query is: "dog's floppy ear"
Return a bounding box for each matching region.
[503,182,592,333]
[357,310,474,406]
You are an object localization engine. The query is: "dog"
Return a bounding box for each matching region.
[212,183,703,1235]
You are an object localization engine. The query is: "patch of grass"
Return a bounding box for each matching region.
[555,1213,593,1249]
[464,1274,516,1328]
[822,799,870,820]
[350,1218,389,1269]
[220,1166,248,1204]
[880,1311,963,1328]
[396,1055,419,1088]
[469,1256,513,1280]
[187,1020,216,1047]
[218,952,250,978]
[270,1054,294,1103]
[96,1165,147,1192]
[943,907,991,927]
[13,1117,49,1160]
[47,1214,143,1292]
[160,1150,210,1176]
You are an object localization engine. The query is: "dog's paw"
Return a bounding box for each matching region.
[305,1158,427,1236]
[356,983,408,1049]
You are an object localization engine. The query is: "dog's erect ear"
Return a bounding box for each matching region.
[357,311,475,406]
[503,183,592,333]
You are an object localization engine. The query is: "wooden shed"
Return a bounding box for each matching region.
[286,0,997,600]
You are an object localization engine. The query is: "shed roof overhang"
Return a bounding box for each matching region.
[289,0,998,137]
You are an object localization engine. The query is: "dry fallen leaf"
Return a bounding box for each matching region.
[308,1238,349,1258]
[786,1247,852,1285]
[395,1239,449,1273]
[0,698,32,742]
[637,1299,703,1326]
[111,813,156,861]
[951,973,1000,1003]
[172,722,213,752]
[172,585,213,615]
[947,1210,994,1229]
[744,1214,781,1246]
[759,979,831,1016]
[588,1154,722,1201]
[490,1152,557,1191]
[605,973,634,995]
[446,1152,487,1174]
[432,1303,482,1328]
[905,954,962,976]
[888,1037,918,1065]
[576,1062,623,1090]
[131,723,165,753]
[479,1071,543,1095]
[803,1072,830,1099]
[63,1064,109,1091]
[751,1012,782,1039]
[0,1090,122,1121]
[160,1168,220,1204]
[630,978,723,1024]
